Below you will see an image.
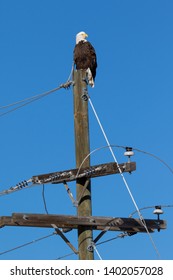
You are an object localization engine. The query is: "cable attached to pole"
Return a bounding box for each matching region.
[88,94,160,258]
[0,80,73,118]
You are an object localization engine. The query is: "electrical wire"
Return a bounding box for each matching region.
[88,95,160,258]
[129,204,173,218]
[67,63,74,82]
[96,232,128,246]
[0,179,33,197]
[92,244,102,260]
[76,145,124,178]
[1,144,172,200]
[0,87,59,117]
[0,232,55,256]
[0,229,126,260]
[76,144,173,177]
[0,68,171,260]
[0,80,73,118]
[88,97,143,217]
[54,233,129,260]
[42,184,49,214]
[132,147,173,174]
[56,252,77,260]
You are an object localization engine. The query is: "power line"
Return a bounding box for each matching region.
[76,145,123,178]
[0,232,55,257]
[132,147,173,174]
[55,232,129,260]
[129,204,173,218]
[0,144,172,199]
[88,97,143,217]
[0,80,73,118]
[87,94,160,258]
[76,144,173,179]
[0,74,169,260]
[92,244,102,260]
[42,184,49,214]
[96,232,129,246]
[0,179,34,197]
[56,252,77,260]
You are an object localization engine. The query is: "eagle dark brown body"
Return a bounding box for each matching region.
[74,41,97,81]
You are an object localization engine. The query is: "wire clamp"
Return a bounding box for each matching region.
[87,242,94,252]
[81,89,88,101]
[60,80,74,90]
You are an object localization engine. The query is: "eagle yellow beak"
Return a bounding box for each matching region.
[84,33,88,38]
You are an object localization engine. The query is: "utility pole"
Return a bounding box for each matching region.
[0,70,167,260]
[73,69,93,260]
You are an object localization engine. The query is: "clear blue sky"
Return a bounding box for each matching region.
[0,0,173,260]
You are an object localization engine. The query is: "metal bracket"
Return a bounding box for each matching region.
[76,179,90,206]
[87,241,103,260]
[87,241,94,252]
[62,179,91,208]
[63,181,77,207]
[94,226,111,244]
[81,88,88,101]
[51,224,78,255]
[81,73,89,101]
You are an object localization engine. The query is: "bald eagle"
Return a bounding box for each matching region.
[73,31,97,87]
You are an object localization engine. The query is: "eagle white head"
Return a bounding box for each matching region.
[76,31,88,44]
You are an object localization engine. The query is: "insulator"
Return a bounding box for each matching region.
[124,150,134,157]
[84,168,96,176]
[153,206,164,215]
[124,147,134,157]
[153,206,163,232]
[50,174,61,181]
[23,180,28,187]
[16,180,28,189]
[124,147,134,164]
[17,183,22,189]
[153,209,164,215]
[66,171,72,178]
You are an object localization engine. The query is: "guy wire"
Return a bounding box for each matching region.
[88,95,160,258]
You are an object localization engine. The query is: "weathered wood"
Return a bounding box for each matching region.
[32,162,136,185]
[73,69,93,260]
[0,213,166,233]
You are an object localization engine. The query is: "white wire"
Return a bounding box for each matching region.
[93,244,102,260]
[76,144,173,178]
[75,145,121,178]
[88,96,160,258]
[88,97,142,218]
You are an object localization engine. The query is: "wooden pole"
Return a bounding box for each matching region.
[73,69,94,260]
